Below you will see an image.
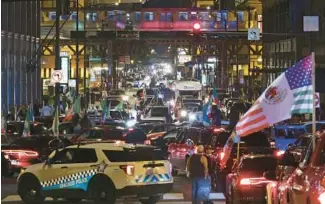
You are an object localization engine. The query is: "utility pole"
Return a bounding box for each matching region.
[55,0,61,108]
[75,0,79,96]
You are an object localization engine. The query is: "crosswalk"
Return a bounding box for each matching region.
[2,193,225,203]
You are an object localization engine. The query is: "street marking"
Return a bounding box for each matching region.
[163,193,184,200]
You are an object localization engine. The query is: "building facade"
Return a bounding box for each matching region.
[1,1,41,111]
[262,0,325,93]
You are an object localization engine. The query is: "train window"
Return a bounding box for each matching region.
[144,12,154,21]
[167,13,172,21]
[161,13,166,21]
[199,12,209,21]
[179,12,188,21]
[135,12,141,21]
[108,12,114,20]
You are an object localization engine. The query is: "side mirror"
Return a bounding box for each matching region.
[263,171,276,180]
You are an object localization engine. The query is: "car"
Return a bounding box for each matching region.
[70,126,136,144]
[6,121,49,139]
[17,143,173,204]
[225,154,278,203]
[2,136,72,173]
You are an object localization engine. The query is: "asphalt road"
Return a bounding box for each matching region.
[1,175,225,204]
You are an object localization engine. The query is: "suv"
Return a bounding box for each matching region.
[17,143,173,204]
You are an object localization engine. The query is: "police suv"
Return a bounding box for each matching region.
[17,143,173,204]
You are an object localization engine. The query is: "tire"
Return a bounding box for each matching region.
[141,83,147,88]
[18,175,45,204]
[139,195,162,204]
[88,175,116,204]
[126,84,132,89]
[66,198,82,203]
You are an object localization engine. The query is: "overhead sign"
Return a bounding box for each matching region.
[303,16,319,32]
[248,28,260,41]
[51,70,63,83]
[315,92,320,108]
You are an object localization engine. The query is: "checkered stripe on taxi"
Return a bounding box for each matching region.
[135,173,171,183]
[41,169,97,187]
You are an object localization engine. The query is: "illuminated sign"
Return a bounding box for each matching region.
[60,57,69,84]
[178,55,192,65]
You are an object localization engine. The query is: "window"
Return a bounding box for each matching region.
[117,12,123,21]
[240,157,277,174]
[49,12,56,21]
[161,13,166,21]
[236,11,244,22]
[166,13,172,22]
[60,15,70,21]
[179,12,188,21]
[103,148,165,162]
[135,12,141,21]
[86,13,97,22]
[52,148,98,164]
[108,12,114,20]
[71,12,77,21]
[144,12,154,21]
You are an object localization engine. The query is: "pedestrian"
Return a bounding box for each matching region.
[187,145,211,204]
[41,101,53,117]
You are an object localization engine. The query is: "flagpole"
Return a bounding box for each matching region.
[312,52,316,151]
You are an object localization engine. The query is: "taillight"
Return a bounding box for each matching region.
[144,140,151,145]
[219,151,225,160]
[240,178,251,185]
[276,150,285,157]
[120,165,134,176]
[318,192,325,204]
[2,150,39,158]
[239,177,270,186]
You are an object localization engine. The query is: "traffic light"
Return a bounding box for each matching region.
[61,0,70,15]
[193,23,201,34]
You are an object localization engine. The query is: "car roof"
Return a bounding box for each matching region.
[68,143,155,150]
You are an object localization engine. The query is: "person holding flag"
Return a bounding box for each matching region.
[221,54,315,168]
[22,105,34,137]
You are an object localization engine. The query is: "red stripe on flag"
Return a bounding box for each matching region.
[236,114,267,131]
[238,122,269,137]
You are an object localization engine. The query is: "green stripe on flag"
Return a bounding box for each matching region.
[291,108,313,114]
[293,90,313,97]
[294,99,313,105]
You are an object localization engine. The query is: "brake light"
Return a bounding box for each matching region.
[239,177,270,186]
[240,178,251,185]
[2,150,39,158]
[128,128,134,132]
[318,192,325,204]
[144,140,151,145]
[120,165,134,176]
[219,151,225,160]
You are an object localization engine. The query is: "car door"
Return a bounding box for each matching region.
[38,148,76,190]
[59,148,99,191]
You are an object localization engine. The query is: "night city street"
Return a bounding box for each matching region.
[1,0,325,204]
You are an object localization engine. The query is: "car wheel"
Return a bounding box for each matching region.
[66,198,82,202]
[18,175,45,204]
[141,83,147,88]
[88,176,116,204]
[139,195,162,204]
[127,84,132,89]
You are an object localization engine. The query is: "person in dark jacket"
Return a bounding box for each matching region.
[211,104,221,127]
[187,145,209,204]
[125,128,147,144]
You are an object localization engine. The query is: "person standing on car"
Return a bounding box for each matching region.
[187,145,210,204]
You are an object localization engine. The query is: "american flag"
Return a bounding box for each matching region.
[285,55,313,114]
[235,100,269,136]
[235,54,313,137]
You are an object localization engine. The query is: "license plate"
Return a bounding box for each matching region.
[146,168,154,175]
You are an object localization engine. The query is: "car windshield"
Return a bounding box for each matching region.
[210,132,229,147]
[103,147,165,162]
[150,107,168,117]
[109,90,125,95]
[241,157,277,173]
[294,136,311,147]
[108,100,121,107]
[183,103,200,110]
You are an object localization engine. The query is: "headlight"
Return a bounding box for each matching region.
[126,120,136,127]
[180,110,187,117]
[189,113,196,121]
[122,95,129,101]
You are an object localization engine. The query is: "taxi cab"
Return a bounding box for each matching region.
[17,143,173,204]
